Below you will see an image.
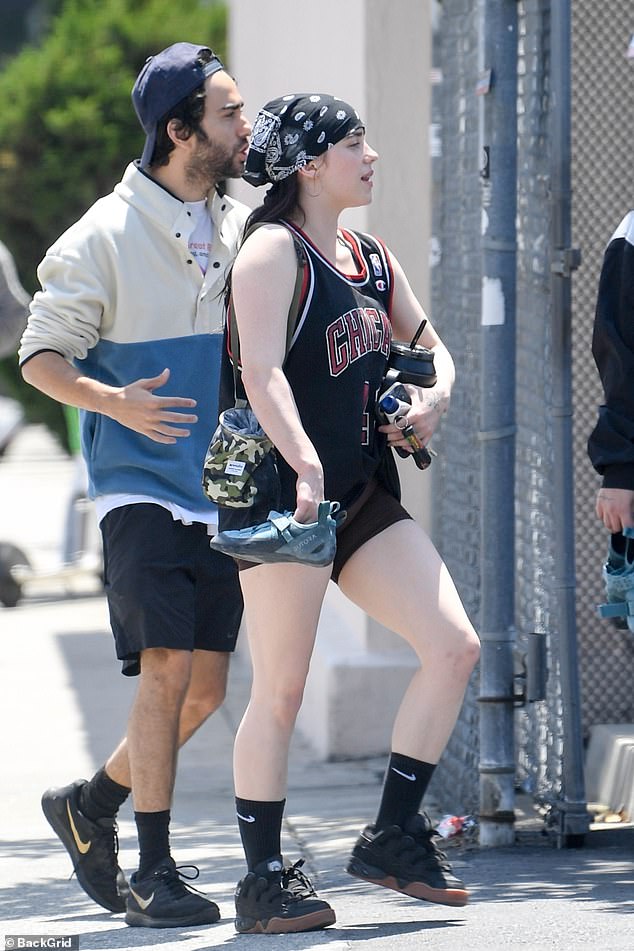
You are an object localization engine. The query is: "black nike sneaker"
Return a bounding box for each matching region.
[234,855,336,934]
[125,858,220,928]
[346,812,469,906]
[41,779,127,912]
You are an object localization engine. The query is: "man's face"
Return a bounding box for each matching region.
[185,71,251,190]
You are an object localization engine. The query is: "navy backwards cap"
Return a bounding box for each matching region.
[244,93,363,187]
[132,42,225,168]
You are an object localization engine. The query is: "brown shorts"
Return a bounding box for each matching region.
[235,479,412,582]
[331,479,412,583]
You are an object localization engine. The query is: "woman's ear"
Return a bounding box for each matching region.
[298,158,323,180]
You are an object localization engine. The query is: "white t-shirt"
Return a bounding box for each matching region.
[94,494,217,533]
[185,198,214,274]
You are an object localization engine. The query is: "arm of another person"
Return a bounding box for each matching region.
[588,213,634,532]
[382,250,455,453]
[21,354,197,445]
[20,246,198,445]
[230,225,323,522]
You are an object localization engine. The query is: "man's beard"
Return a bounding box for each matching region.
[186,133,243,191]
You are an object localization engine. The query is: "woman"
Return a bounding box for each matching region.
[225,93,480,935]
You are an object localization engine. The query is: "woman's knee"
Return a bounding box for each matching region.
[416,624,480,683]
[451,626,481,679]
[464,628,481,668]
[253,680,306,732]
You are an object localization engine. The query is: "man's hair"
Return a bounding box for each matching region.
[150,48,216,168]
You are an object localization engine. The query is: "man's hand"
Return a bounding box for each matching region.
[22,352,198,446]
[596,487,634,533]
[106,367,197,444]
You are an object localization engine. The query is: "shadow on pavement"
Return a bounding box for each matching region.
[460,839,634,914]
[54,630,134,765]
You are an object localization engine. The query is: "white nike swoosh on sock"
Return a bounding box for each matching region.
[237,812,256,823]
[391,767,417,781]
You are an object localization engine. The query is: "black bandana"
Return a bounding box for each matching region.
[244,93,362,187]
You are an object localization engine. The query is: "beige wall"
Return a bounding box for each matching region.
[228,0,368,232]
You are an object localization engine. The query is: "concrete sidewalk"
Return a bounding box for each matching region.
[1,426,633,950]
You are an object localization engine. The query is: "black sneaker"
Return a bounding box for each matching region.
[346,813,469,906]
[125,858,220,928]
[234,855,336,934]
[41,779,128,913]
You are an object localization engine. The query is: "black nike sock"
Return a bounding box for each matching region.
[236,797,286,871]
[135,810,171,878]
[374,752,436,831]
[79,765,130,822]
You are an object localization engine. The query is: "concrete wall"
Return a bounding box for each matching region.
[228,0,433,759]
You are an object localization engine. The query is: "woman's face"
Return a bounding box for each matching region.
[316,129,379,209]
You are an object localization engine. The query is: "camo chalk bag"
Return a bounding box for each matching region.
[202,406,282,531]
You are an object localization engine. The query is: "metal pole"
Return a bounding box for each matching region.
[477,0,518,847]
[549,0,590,847]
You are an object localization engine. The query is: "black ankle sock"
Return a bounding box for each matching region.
[79,766,130,822]
[135,810,171,878]
[236,797,286,871]
[374,753,436,831]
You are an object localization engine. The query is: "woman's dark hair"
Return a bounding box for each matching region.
[150,48,216,168]
[245,176,302,231]
[223,176,304,306]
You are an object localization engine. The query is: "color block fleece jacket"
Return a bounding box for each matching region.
[19,162,250,512]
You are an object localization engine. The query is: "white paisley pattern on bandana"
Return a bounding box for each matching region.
[244,93,362,187]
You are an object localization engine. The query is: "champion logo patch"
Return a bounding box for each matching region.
[376,279,386,291]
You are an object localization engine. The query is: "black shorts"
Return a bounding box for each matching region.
[331,479,412,583]
[101,504,243,676]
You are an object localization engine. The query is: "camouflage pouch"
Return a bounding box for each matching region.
[202,406,276,508]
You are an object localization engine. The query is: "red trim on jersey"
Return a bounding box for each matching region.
[225,303,242,371]
[338,228,370,281]
[283,220,369,283]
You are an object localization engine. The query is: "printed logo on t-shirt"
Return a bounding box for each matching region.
[189,240,212,274]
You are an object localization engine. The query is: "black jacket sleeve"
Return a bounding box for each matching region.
[587,211,634,489]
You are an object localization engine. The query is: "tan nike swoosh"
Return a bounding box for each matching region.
[129,886,155,911]
[66,801,91,854]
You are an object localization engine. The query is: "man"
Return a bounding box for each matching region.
[19,42,251,929]
[588,210,634,532]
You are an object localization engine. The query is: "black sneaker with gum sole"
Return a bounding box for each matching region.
[346,813,469,907]
[234,856,336,934]
[41,779,127,913]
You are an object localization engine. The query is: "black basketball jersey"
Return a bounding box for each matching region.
[278,221,396,511]
[219,220,400,514]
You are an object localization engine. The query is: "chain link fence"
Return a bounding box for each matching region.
[428,0,634,825]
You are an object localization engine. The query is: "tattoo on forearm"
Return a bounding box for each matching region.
[424,391,446,413]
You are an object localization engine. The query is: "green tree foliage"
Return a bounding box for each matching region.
[0,0,226,446]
